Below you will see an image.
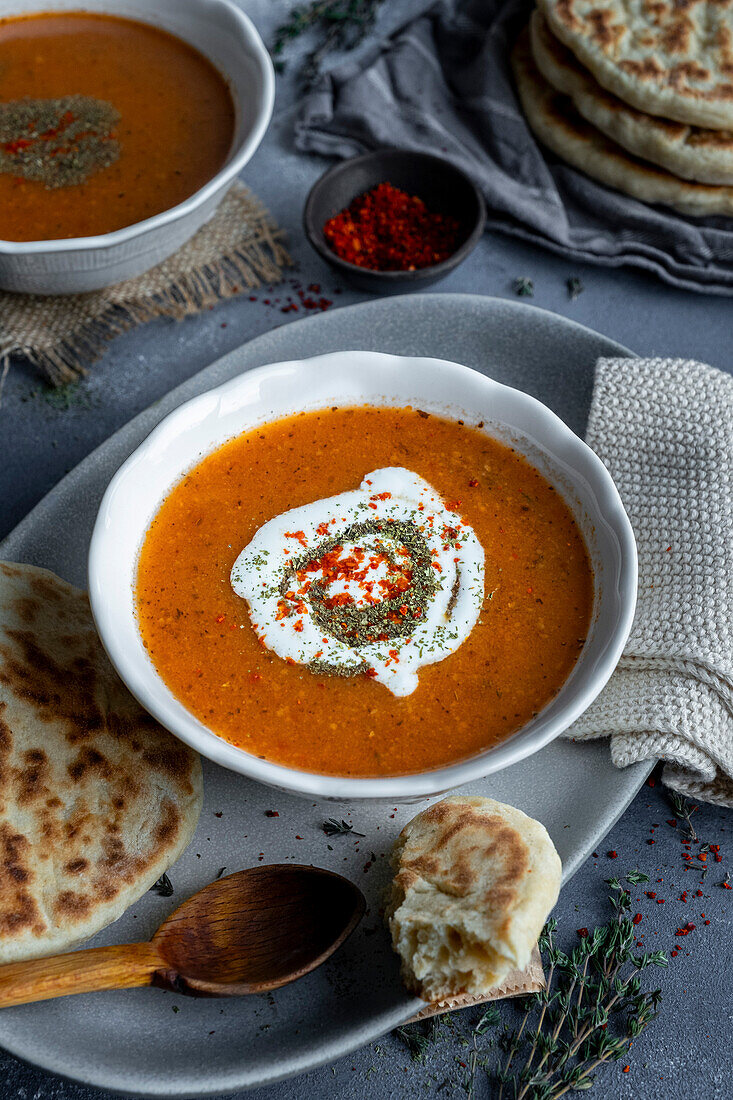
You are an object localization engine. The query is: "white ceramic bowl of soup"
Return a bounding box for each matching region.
[89,351,638,802]
[0,0,274,294]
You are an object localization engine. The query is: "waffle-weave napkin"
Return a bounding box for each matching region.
[568,357,733,807]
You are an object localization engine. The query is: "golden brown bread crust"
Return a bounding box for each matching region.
[530,10,733,184]
[385,795,561,1001]
[538,0,733,130]
[0,561,203,961]
[513,27,733,217]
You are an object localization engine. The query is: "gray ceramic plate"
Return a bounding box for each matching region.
[0,294,651,1097]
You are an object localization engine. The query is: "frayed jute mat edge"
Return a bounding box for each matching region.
[0,193,292,389]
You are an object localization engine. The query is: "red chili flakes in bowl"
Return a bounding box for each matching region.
[323,182,461,271]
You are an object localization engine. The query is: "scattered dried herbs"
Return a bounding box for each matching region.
[0,95,119,188]
[272,0,387,86]
[566,276,584,300]
[513,276,534,298]
[625,869,650,885]
[149,873,174,897]
[322,817,365,837]
[668,791,699,842]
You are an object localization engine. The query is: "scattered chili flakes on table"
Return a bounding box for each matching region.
[322,182,462,271]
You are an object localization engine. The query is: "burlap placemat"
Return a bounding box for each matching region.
[407,947,544,1022]
[0,182,291,388]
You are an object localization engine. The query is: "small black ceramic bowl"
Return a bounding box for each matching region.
[303,149,486,294]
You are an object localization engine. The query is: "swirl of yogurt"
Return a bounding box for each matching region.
[230,468,485,697]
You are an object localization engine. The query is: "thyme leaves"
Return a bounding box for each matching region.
[149,873,174,897]
[322,817,365,837]
[272,0,387,86]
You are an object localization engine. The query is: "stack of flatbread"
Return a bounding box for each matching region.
[511,0,733,216]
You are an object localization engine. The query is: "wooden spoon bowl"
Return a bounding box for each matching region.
[0,865,366,1008]
[153,864,366,995]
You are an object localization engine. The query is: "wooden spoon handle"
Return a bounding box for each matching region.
[0,941,162,1007]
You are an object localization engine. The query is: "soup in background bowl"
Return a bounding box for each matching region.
[0,0,273,293]
[88,351,637,801]
[0,10,236,241]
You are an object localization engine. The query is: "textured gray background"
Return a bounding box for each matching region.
[1,1,732,1096]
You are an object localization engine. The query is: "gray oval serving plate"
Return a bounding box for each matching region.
[0,294,651,1098]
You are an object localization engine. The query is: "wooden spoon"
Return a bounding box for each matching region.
[0,865,366,1008]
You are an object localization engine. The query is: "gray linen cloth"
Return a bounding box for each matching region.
[568,358,733,807]
[295,0,733,295]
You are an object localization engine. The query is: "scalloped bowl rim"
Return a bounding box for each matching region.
[88,351,638,801]
[0,0,274,254]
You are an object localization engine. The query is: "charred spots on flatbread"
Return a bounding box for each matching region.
[0,823,45,937]
[13,597,40,625]
[0,629,106,742]
[54,890,91,921]
[67,746,113,783]
[64,858,88,875]
[15,748,50,806]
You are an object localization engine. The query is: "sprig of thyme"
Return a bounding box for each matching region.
[272,0,386,86]
[668,791,699,842]
[490,880,666,1099]
[397,880,666,1097]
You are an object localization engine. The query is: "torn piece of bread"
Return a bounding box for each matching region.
[385,796,561,1001]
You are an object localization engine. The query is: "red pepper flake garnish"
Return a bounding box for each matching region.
[646,891,657,899]
[264,810,279,817]
[623,1066,630,1073]
[364,667,378,679]
[632,913,642,925]
[704,919,710,924]
[647,777,656,787]
[647,839,656,845]
[284,530,308,547]
[322,182,461,272]
[468,478,479,488]
[215,614,225,623]
[607,850,618,859]
[666,819,677,827]
[671,950,678,957]
[576,927,589,938]
[249,672,262,683]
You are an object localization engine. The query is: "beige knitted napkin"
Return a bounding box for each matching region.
[568,357,733,807]
[0,182,290,388]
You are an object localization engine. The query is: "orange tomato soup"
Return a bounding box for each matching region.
[0,12,234,240]
[136,407,594,777]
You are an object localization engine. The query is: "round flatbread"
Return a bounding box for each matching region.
[537,0,733,131]
[0,562,203,962]
[513,28,733,218]
[385,795,561,1001]
[531,10,733,185]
